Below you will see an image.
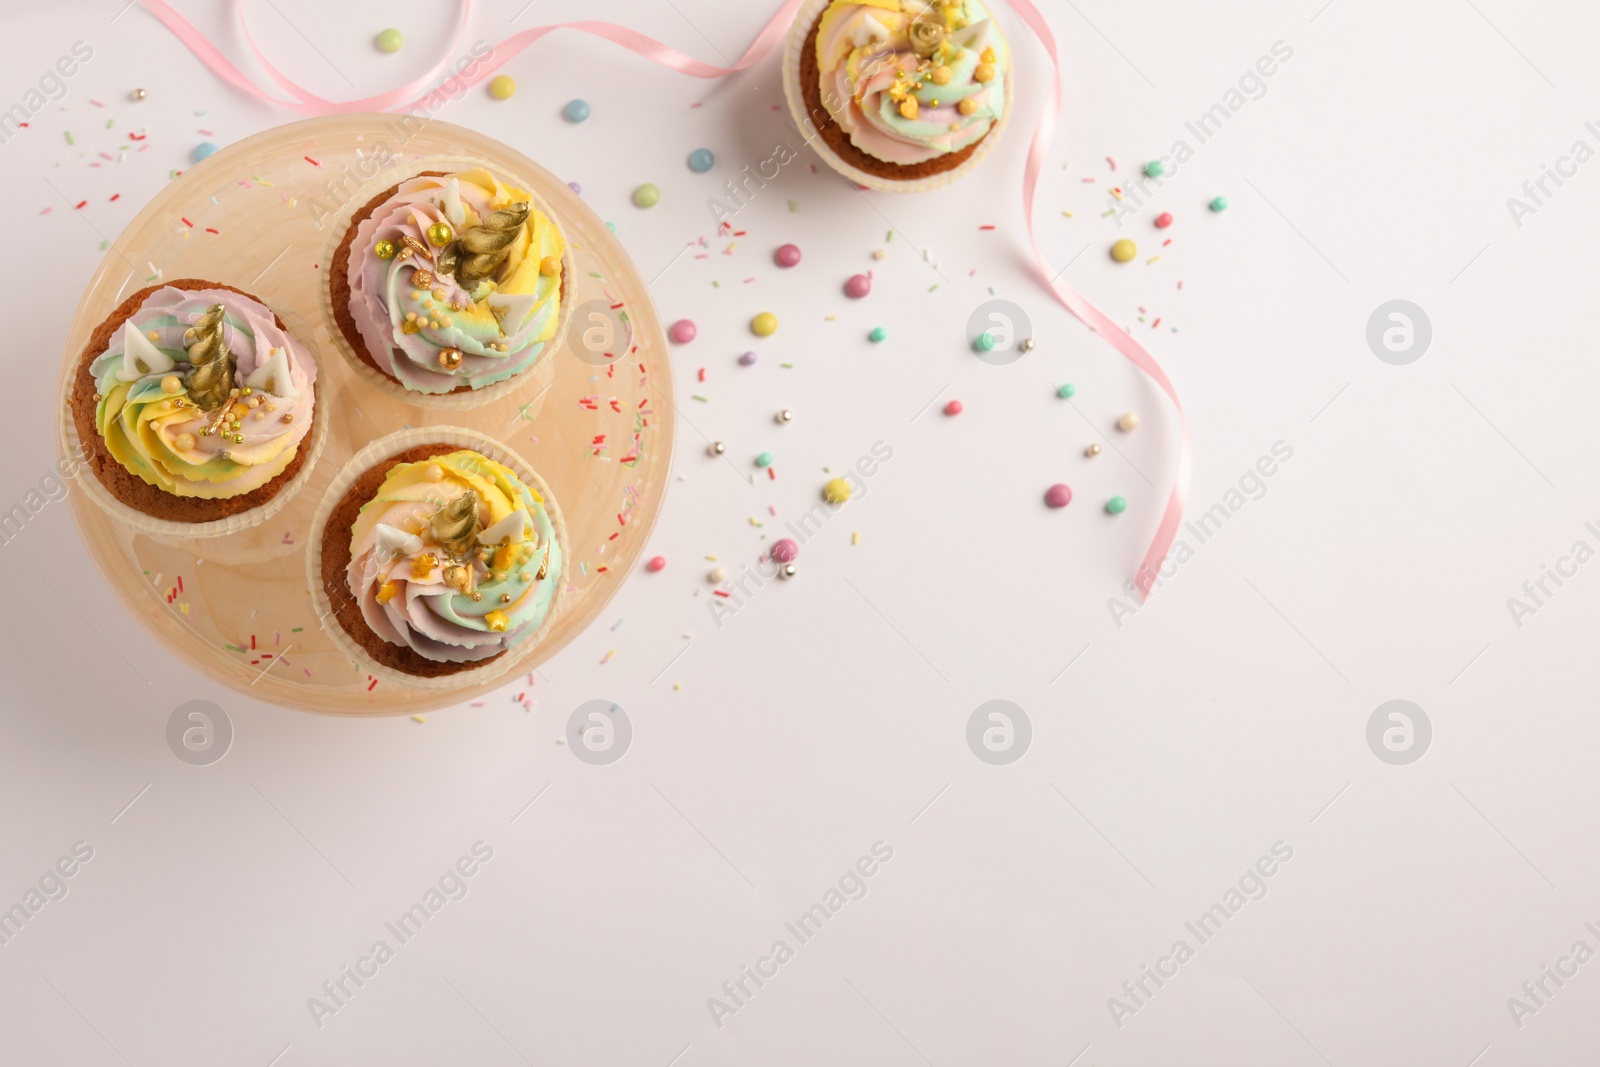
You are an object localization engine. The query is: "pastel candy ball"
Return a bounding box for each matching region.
[823,477,853,504]
[1045,484,1073,508]
[868,327,887,343]
[567,181,582,195]
[647,556,667,572]
[633,183,661,208]
[376,28,404,53]
[563,99,591,123]
[1210,196,1229,212]
[1155,212,1174,228]
[1056,383,1076,399]
[751,312,778,336]
[755,452,774,468]
[738,351,757,366]
[944,399,963,416]
[774,244,802,267]
[1106,496,1128,515]
[191,142,217,163]
[1111,238,1138,263]
[488,75,516,100]
[771,538,799,563]
[1145,159,1165,177]
[973,331,996,353]
[668,319,697,344]
[844,273,871,298]
[688,148,715,173]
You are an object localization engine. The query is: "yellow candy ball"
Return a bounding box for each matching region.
[974,63,996,83]
[1111,238,1138,263]
[374,239,396,260]
[539,255,560,276]
[159,375,182,394]
[930,65,953,85]
[751,312,779,336]
[957,98,978,116]
[823,477,853,505]
[489,75,516,100]
[426,221,453,246]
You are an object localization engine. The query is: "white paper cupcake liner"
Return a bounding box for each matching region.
[318,157,575,412]
[781,0,1015,193]
[304,425,570,693]
[57,300,329,541]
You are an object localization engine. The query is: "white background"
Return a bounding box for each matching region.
[4,0,1599,1063]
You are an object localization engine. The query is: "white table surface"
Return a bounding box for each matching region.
[5,0,1599,1063]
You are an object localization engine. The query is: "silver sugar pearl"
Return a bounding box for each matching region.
[1019,337,1036,352]
[131,88,148,101]
[776,409,793,423]
[779,564,797,579]
[708,441,726,455]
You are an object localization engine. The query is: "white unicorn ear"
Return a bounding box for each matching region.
[117,321,175,382]
[440,179,467,228]
[852,14,892,47]
[374,523,424,563]
[487,291,539,334]
[950,17,990,52]
[477,508,533,546]
[244,346,298,399]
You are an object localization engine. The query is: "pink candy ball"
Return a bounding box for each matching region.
[1155,212,1174,229]
[774,244,802,267]
[669,319,697,344]
[647,555,667,572]
[944,399,963,416]
[1045,484,1073,509]
[844,273,871,298]
[770,538,799,563]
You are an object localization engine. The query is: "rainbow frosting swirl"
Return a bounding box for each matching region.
[815,0,1010,166]
[346,169,565,394]
[89,286,316,498]
[347,449,564,664]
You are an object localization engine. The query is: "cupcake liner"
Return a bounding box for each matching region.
[304,425,570,692]
[781,0,1015,193]
[57,302,329,541]
[319,157,575,412]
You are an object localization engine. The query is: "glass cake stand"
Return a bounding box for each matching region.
[55,115,674,716]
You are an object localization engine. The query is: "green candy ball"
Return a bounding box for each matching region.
[633,183,661,208]
[1056,383,1076,399]
[376,28,404,53]
[1105,496,1128,515]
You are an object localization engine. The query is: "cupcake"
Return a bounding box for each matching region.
[785,0,1012,189]
[68,280,320,528]
[315,437,566,680]
[329,168,567,397]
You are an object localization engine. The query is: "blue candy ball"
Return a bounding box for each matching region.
[192,142,218,163]
[563,99,591,123]
[688,147,715,173]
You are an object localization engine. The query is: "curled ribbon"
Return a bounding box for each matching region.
[142,0,1188,600]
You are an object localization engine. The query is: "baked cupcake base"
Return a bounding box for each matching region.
[68,279,321,525]
[328,171,567,399]
[317,442,500,679]
[797,14,989,182]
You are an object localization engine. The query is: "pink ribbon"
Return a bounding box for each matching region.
[142,0,1188,600]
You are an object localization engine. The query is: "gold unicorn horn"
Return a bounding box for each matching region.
[185,304,234,411]
[436,202,530,285]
